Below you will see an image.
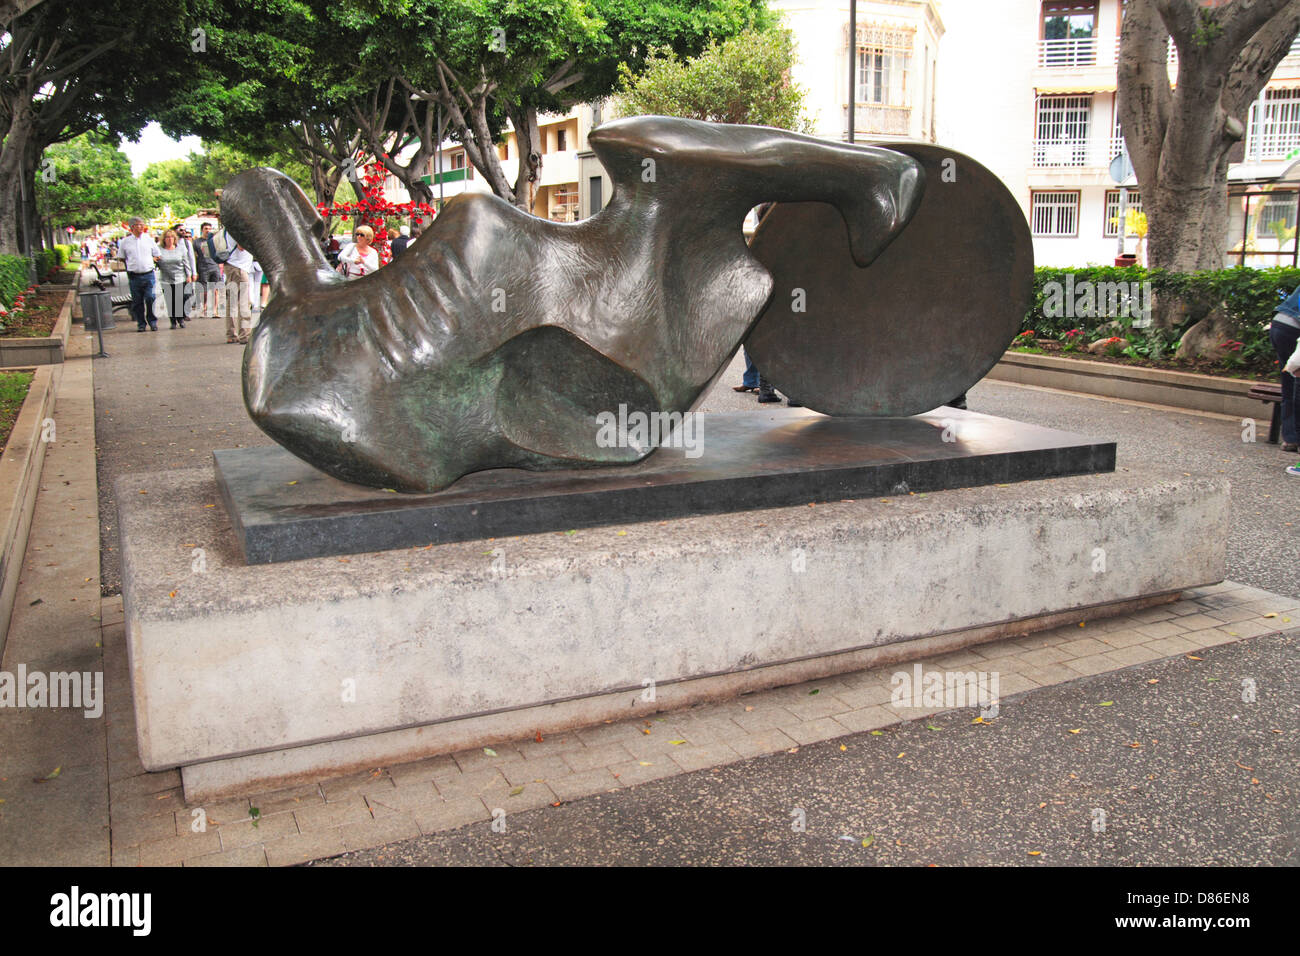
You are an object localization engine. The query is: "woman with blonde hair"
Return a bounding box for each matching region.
[336,224,379,279]
[157,228,195,328]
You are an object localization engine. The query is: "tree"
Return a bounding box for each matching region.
[376,0,773,210]
[616,27,811,131]
[154,0,369,234]
[138,142,314,219]
[37,132,143,230]
[0,0,210,254]
[1118,0,1300,275]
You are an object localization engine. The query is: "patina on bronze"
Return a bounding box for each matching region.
[218,116,923,492]
[745,143,1035,415]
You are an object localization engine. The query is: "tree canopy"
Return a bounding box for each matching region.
[37,133,143,230]
[616,26,810,131]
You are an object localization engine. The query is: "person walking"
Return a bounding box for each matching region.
[224,243,255,344]
[117,217,162,332]
[1270,285,1300,454]
[156,229,192,328]
[174,225,199,319]
[192,223,223,317]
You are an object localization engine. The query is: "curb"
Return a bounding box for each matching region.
[0,286,74,368]
[0,363,60,657]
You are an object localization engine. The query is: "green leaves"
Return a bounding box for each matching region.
[617,26,811,131]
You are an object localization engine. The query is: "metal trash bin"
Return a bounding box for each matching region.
[80,290,115,330]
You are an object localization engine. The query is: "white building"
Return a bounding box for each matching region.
[772,0,1300,266]
[771,0,945,144]
[934,0,1300,267]
[383,105,613,223]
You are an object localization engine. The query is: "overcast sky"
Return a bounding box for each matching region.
[119,122,203,177]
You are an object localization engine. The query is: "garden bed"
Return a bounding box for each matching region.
[0,286,73,367]
[0,371,33,451]
[989,349,1276,421]
[1008,340,1274,382]
[0,364,57,658]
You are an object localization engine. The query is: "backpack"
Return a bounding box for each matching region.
[202,228,238,264]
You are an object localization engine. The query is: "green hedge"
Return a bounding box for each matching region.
[0,255,30,309]
[54,244,73,266]
[1023,265,1296,374]
[1027,265,1300,338]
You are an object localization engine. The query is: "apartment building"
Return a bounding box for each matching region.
[937,0,1300,266]
[771,0,945,144]
[383,105,611,223]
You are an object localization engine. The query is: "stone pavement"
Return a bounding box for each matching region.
[0,325,108,865]
[1,267,1296,866]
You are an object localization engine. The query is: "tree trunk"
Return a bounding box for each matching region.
[507,105,544,213]
[1119,0,1300,274]
[0,112,34,256]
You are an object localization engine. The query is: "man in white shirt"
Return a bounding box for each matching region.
[117,217,162,331]
[224,243,254,344]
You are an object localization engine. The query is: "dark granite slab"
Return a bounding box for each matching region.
[214,409,1116,565]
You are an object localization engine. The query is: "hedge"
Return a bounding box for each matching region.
[1027,265,1300,338]
[0,255,30,309]
[1022,265,1296,374]
[54,244,73,266]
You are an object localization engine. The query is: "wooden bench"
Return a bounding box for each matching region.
[1248,382,1284,444]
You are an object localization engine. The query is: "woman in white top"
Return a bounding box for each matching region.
[336,225,380,279]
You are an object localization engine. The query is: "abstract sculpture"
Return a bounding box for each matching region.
[220,116,1030,493]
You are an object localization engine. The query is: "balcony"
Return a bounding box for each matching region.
[1031,136,1126,169]
[845,104,912,138]
[1035,36,1178,78]
[1038,37,1099,68]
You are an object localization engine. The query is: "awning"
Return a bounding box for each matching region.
[1229,158,1300,184]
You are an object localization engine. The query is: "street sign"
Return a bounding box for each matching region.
[1109,151,1135,185]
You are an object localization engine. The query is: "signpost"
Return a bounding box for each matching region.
[1109,150,1135,258]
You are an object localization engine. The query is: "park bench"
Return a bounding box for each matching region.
[1248,382,1283,444]
[88,260,118,287]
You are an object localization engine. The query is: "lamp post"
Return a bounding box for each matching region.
[848,0,856,144]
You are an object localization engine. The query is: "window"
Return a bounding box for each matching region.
[589,176,603,214]
[1031,191,1080,237]
[1103,190,1143,237]
[1259,192,1297,234]
[1034,95,1091,166]
[498,142,508,160]
[1246,87,1300,160]
[856,24,912,106]
[557,128,568,151]
[1041,1,1097,65]
[451,151,465,170]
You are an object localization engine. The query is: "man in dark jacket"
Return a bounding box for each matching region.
[193,222,223,317]
[390,224,411,257]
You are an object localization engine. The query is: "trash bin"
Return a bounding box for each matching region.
[80,290,115,330]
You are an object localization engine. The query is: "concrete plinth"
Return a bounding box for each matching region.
[116,464,1228,801]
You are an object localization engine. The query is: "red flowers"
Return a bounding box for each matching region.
[1220,340,1244,352]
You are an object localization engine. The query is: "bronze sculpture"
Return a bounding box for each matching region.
[219,116,1027,494]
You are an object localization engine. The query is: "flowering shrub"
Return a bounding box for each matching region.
[1061,328,1084,352]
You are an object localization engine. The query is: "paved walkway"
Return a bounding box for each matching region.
[1,268,1296,866]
